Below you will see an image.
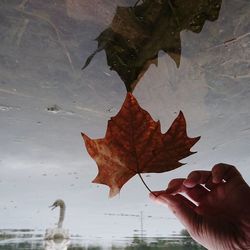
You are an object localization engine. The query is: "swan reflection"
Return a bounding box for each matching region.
[44,238,70,250]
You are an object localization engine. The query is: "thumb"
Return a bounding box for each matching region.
[151,193,199,232]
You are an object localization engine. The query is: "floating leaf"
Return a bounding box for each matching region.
[82,0,222,91]
[82,93,200,197]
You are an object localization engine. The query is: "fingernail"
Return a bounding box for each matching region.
[183,179,194,188]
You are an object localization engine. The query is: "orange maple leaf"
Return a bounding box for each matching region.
[82,93,200,197]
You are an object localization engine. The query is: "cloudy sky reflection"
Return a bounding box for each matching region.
[0,0,250,244]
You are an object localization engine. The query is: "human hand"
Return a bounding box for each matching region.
[150,163,250,250]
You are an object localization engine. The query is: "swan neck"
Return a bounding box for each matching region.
[58,204,65,228]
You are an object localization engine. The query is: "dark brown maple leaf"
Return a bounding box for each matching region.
[82,0,222,91]
[82,93,200,197]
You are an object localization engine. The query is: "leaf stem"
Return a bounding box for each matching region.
[137,172,156,197]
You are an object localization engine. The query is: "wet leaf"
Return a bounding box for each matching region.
[82,93,200,197]
[82,0,222,91]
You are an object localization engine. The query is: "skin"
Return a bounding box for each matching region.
[150,163,250,250]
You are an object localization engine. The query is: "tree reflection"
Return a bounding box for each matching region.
[0,229,206,250]
[124,230,206,249]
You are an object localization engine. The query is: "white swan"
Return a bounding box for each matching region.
[44,199,70,240]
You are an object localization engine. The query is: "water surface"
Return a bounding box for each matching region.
[0,229,205,249]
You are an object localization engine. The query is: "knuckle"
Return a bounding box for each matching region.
[213,164,238,175]
[168,179,177,187]
[168,178,183,188]
[213,163,236,172]
[187,171,200,180]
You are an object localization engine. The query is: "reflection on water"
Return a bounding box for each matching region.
[82,0,222,91]
[0,229,205,250]
[44,239,70,250]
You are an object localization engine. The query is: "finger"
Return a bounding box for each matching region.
[153,182,209,203]
[150,191,167,198]
[183,170,211,188]
[166,178,185,193]
[150,179,186,197]
[212,163,243,184]
[183,184,209,202]
[149,192,196,210]
[149,184,184,198]
[199,174,221,191]
[153,193,198,231]
[204,175,218,190]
